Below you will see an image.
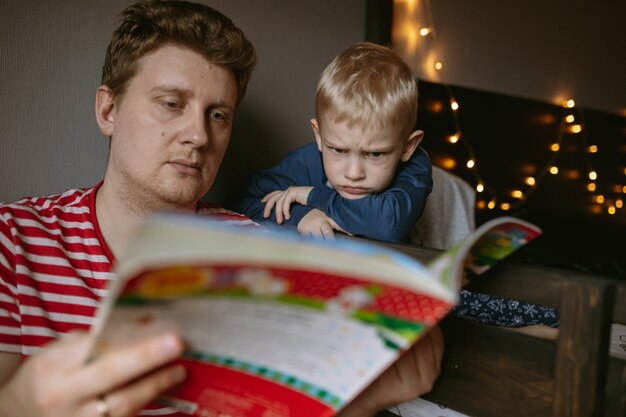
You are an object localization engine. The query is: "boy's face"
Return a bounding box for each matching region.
[96,44,237,209]
[311,116,423,200]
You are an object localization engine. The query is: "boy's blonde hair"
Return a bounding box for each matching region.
[315,42,418,138]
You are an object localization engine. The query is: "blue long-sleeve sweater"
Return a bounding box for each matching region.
[236,142,432,242]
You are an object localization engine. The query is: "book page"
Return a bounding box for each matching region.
[91,214,456,417]
[426,217,542,291]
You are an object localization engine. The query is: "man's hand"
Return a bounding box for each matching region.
[0,326,185,417]
[337,326,444,417]
[297,208,350,239]
[262,186,313,223]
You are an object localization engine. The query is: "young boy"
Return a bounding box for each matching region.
[236,42,432,242]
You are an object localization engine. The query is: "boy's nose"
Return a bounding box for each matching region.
[345,157,365,180]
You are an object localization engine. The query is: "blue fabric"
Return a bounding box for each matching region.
[236,142,433,242]
[452,289,560,328]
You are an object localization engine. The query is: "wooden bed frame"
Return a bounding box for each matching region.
[372,243,625,417]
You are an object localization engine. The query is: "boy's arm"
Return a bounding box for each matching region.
[236,175,314,228]
[235,143,322,228]
[306,148,433,242]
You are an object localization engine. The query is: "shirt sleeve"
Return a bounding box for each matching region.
[306,148,433,242]
[235,143,324,229]
[0,209,22,352]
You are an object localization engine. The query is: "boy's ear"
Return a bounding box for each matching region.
[95,86,116,138]
[400,130,424,162]
[310,119,323,152]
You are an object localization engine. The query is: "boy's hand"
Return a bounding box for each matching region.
[261,186,313,223]
[297,209,349,239]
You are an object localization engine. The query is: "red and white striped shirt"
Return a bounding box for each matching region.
[0,183,255,356]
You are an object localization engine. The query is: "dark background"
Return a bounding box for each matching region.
[365,1,626,280]
[415,80,626,280]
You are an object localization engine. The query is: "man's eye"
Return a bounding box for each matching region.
[163,101,179,110]
[330,147,346,154]
[367,152,384,158]
[210,111,226,121]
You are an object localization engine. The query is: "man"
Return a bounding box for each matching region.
[0,1,442,416]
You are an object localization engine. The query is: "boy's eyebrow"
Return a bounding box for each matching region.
[322,136,342,147]
[364,145,394,152]
[322,136,395,152]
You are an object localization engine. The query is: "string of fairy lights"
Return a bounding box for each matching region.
[394,0,625,217]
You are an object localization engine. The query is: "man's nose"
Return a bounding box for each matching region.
[180,110,209,147]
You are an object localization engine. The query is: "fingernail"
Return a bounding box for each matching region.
[160,334,183,357]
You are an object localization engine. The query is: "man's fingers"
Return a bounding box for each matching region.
[36,330,94,369]
[68,332,184,400]
[428,326,444,374]
[81,364,186,417]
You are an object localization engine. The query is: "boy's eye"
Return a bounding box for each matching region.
[330,147,347,154]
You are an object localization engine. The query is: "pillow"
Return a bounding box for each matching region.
[410,166,476,250]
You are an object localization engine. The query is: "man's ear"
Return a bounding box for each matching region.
[95,86,116,137]
[400,130,424,162]
[310,119,323,152]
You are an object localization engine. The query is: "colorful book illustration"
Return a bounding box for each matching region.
[90,214,541,417]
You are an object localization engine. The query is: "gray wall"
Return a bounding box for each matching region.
[2,0,624,203]
[394,0,625,116]
[0,0,366,203]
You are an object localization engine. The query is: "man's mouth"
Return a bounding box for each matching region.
[169,159,202,175]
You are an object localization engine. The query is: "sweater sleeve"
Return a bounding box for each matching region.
[306,148,433,242]
[235,143,324,229]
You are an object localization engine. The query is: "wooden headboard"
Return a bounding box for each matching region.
[373,242,624,417]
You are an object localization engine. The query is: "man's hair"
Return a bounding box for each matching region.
[316,42,418,138]
[101,0,257,106]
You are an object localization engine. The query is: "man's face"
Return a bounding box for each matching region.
[311,116,418,200]
[98,44,237,210]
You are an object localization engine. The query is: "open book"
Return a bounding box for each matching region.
[90,214,541,417]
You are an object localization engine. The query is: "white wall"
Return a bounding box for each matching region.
[0,0,365,203]
[393,0,626,116]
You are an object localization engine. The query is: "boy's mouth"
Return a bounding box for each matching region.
[339,186,369,196]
